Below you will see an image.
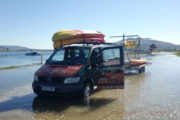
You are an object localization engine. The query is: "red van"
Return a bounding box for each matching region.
[32,44,124,98]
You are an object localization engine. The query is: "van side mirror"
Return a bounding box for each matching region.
[45,59,49,63]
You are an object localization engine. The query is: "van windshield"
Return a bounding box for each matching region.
[47,47,90,65]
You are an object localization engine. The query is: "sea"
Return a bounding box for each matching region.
[0,51,53,68]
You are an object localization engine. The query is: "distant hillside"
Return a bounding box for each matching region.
[116,38,180,50]
[0,45,30,51]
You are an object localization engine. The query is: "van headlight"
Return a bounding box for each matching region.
[34,75,38,82]
[64,77,80,84]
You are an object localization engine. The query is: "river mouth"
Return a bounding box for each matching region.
[0,52,180,120]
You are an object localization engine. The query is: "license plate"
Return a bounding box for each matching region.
[41,86,55,92]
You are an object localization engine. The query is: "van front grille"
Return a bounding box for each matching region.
[38,76,65,84]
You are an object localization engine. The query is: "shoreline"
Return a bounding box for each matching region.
[0,63,42,70]
[175,51,180,56]
[0,50,53,52]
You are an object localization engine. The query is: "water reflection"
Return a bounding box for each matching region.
[32,95,125,120]
[32,96,116,113]
[124,72,151,102]
[0,94,35,113]
[126,72,148,85]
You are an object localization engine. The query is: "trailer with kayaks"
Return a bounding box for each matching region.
[110,35,148,75]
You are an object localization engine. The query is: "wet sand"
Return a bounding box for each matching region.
[0,52,180,120]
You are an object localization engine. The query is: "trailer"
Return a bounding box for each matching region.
[110,34,148,75]
[124,63,145,74]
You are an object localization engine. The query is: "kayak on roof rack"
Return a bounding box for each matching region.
[52,30,105,49]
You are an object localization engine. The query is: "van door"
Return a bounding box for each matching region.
[96,46,124,89]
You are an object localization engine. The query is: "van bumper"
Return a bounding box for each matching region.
[32,81,83,96]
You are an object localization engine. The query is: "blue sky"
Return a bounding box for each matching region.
[0,0,180,49]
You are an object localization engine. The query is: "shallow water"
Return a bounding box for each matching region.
[0,52,180,120]
[0,51,52,68]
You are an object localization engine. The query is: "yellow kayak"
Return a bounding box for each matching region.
[52,30,105,49]
[124,40,138,49]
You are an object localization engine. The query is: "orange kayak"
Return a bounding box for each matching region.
[129,59,146,65]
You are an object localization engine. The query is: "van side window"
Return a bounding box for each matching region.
[102,48,120,66]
